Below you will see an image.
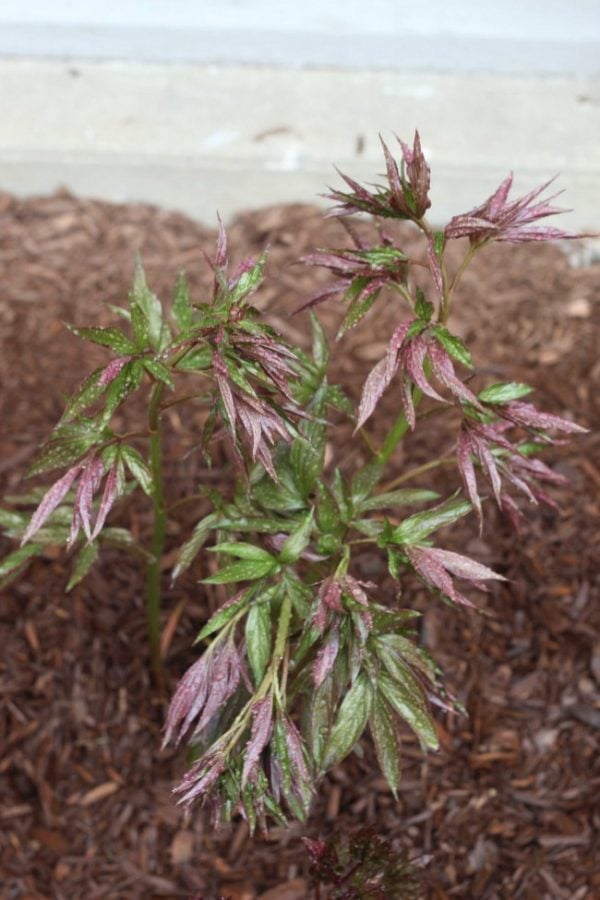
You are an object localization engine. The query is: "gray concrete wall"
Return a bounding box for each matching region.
[0,3,598,227]
[1,1,599,73]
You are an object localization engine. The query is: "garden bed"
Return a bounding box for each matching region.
[0,191,598,899]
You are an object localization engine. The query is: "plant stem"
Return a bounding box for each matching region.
[147,382,166,688]
[380,455,457,492]
[375,388,423,466]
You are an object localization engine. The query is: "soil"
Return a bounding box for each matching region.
[0,190,598,900]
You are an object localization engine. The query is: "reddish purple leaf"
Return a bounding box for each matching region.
[73,455,104,540]
[89,463,121,541]
[424,548,505,584]
[163,652,211,747]
[501,401,587,434]
[98,355,133,387]
[407,546,477,608]
[21,463,83,546]
[242,697,274,787]
[457,428,482,521]
[313,627,340,688]
[402,336,444,402]
[428,342,480,406]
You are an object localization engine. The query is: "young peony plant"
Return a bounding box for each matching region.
[0,132,587,830]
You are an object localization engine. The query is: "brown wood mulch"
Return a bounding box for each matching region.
[0,190,598,900]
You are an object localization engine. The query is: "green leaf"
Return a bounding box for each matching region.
[130,258,166,351]
[279,511,313,565]
[352,246,407,267]
[0,543,43,580]
[316,481,342,535]
[101,361,144,422]
[310,312,328,369]
[378,671,438,750]
[357,488,439,513]
[433,230,445,256]
[172,271,192,330]
[331,469,353,524]
[478,382,534,404]
[415,288,434,322]
[121,446,153,496]
[370,694,402,797]
[61,368,105,421]
[210,542,276,563]
[203,558,276,584]
[322,672,372,770]
[67,325,137,355]
[195,591,249,642]
[143,358,174,389]
[337,285,379,339]
[28,435,97,477]
[432,326,473,369]
[325,383,353,415]
[387,498,471,545]
[66,540,99,591]
[308,678,335,769]
[174,344,212,372]
[283,571,312,618]
[376,633,437,682]
[252,474,306,514]
[351,462,384,504]
[172,513,218,581]
[229,253,266,304]
[246,601,271,686]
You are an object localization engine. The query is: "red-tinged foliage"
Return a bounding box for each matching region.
[445,174,580,244]
[242,697,274,787]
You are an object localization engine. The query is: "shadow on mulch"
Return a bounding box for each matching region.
[0,191,599,899]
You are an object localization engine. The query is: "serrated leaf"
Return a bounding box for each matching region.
[279,511,313,564]
[378,671,438,750]
[337,286,379,338]
[351,461,384,504]
[310,312,328,369]
[316,481,341,535]
[66,540,99,591]
[478,382,534,404]
[210,542,276,563]
[121,446,153,496]
[246,601,271,686]
[28,434,98,478]
[68,325,137,355]
[322,672,372,770]
[388,498,471,545]
[172,513,218,581]
[194,591,249,642]
[308,677,335,769]
[61,368,105,421]
[131,258,166,351]
[174,344,213,372]
[143,358,174,389]
[325,383,353,415]
[415,288,434,322]
[357,488,439,513]
[21,464,82,544]
[229,253,266,305]
[0,543,43,579]
[433,326,473,369]
[203,558,276,584]
[370,694,402,797]
[172,271,192,330]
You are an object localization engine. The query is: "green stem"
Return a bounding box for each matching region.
[147,381,166,687]
[375,388,423,466]
[380,456,457,492]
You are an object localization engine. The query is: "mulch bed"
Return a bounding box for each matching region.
[0,190,598,899]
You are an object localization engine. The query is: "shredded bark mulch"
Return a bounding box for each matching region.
[0,190,598,899]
